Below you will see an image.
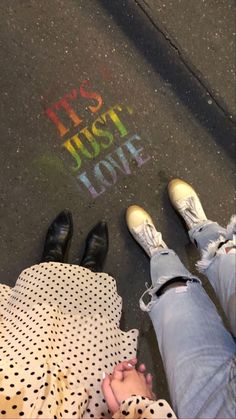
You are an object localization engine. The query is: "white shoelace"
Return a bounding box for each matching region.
[135,221,165,254]
[177,196,206,228]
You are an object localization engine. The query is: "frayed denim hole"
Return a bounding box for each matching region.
[218,239,229,250]
[186,278,201,288]
[142,291,153,306]
[194,239,198,247]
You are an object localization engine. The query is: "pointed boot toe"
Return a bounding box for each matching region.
[80,221,108,272]
[41,210,73,263]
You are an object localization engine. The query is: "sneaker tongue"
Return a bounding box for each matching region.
[144,222,162,248]
[177,196,206,227]
[133,221,147,234]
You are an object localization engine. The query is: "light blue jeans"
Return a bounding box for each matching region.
[140,219,236,419]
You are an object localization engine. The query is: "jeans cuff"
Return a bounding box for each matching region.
[188,221,222,249]
[196,215,236,273]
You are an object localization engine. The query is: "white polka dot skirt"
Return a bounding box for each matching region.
[0,263,138,418]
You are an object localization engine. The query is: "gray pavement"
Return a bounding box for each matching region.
[137,0,236,120]
[0,0,235,401]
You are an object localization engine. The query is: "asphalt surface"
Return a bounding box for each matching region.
[137,0,236,119]
[0,0,235,400]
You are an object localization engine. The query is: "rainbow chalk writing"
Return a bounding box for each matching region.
[44,79,151,199]
[62,104,129,171]
[77,135,150,198]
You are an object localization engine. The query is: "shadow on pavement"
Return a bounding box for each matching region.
[98,0,236,160]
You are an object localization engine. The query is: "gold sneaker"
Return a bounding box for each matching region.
[168,179,207,230]
[126,205,167,257]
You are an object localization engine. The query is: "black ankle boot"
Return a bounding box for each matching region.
[80,221,108,272]
[41,210,73,263]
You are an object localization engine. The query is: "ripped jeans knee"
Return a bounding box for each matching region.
[139,277,201,312]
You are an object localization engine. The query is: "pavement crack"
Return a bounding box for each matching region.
[135,0,235,126]
[140,0,152,10]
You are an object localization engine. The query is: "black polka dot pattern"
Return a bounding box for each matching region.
[114,396,177,419]
[0,263,139,418]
